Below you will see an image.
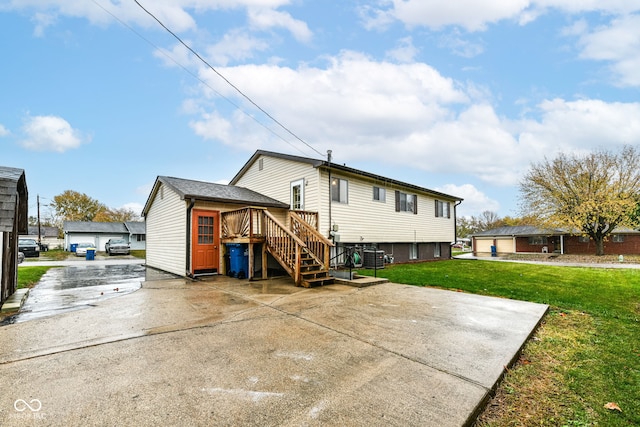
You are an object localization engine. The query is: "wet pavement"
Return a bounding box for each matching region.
[11,264,176,323]
[0,269,548,426]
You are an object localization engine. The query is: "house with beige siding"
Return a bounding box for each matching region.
[142,151,462,286]
[231,150,462,265]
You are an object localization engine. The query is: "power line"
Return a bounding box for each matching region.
[132,0,324,158]
[92,0,312,156]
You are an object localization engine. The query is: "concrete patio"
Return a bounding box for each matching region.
[0,273,548,426]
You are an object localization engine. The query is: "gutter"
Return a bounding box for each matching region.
[186,198,196,277]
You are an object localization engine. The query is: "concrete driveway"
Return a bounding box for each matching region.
[0,270,548,426]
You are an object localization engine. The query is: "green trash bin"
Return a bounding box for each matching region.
[86,248,96,261]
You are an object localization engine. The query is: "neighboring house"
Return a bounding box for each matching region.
[473,225,640,255]
[0,166,28,304]
[142,151,462,287]
[231,150,462,264]
[142,176,291,279]
[63,221,146,251]
[125,221,146,250]
[22,225,62,250]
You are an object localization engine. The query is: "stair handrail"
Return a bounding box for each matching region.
[263,210,307,285]
[289,211,334,270]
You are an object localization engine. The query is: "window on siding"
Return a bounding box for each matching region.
[395,191,417,214]
[331,178,348,203]
[259,158,264,171]
[612,234,624,243]
[528,236,548,245]
[136,234,145,242]
[373,186,386,202]
[435,200,450,218]
[410,243,418,260]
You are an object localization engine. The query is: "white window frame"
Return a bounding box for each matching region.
[331,178,348,204]
[373,186,386,203]
[290,179,304,210]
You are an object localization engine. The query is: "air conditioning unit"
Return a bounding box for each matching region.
[363,249,384,269]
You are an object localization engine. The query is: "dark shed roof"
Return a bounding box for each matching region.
[142,176,289,216]
[0,166,28,233]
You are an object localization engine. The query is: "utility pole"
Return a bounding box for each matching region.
[37,194,42,246]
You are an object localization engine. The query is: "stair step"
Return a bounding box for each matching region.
[301,276,335,287]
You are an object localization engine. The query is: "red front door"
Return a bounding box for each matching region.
[191,209,220,275]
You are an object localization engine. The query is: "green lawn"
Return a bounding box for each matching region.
[359,260,640,426]
[17,266,56,289]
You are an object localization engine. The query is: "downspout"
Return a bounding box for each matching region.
[327,150,332,239]
[454,200,462,252]
[186,198,196,277]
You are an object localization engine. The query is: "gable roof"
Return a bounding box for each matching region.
[64,221,129,234]
[231,150,463,202]
[0,166,28,233]
[142,175,289,216]
[125,221,146,235]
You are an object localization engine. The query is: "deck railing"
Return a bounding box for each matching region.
[289,211,334,268]
[263,210,305,284]
[221,207,265,240]
[292,210,319,230]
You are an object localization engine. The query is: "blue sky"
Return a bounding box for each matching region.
[2,1,640,220]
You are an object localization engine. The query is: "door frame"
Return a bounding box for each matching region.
[190,209,220,276]
[290,179,305,210]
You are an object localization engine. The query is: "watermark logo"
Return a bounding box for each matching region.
[14,399,42,412]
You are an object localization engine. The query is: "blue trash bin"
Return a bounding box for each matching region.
[227,244,248,278]
[86,248,96,261]
[491,245,497,257]
[70,243,78,253]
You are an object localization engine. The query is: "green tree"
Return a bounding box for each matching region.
[94,207,140,222]
[51,190,108,223]
[519,145,640,255]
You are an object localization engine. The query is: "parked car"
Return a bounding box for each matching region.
[18,238,40,258]
[75,242,95,257]
[105,238,130,255]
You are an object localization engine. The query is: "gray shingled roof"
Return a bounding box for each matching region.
[473,225,564,237]
[231,150,463,202]
[26,226,60,237]
[150,176,289,210]
[473,225,640,237]
[125,221,145,234]
[0,166,28,233]
[64,221,129,233]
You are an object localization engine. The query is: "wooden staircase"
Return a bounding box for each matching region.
[221,207,334,287]
[264,210,334,287]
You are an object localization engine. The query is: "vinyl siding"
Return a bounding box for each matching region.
[233,155,321,211]
[145,183,187,276]
[318,170,456,243]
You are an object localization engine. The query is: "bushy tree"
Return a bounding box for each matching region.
[519,145,640,255]
[51,190,107,222]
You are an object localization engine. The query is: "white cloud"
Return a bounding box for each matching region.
[574,14,640,86]
[364,0,640,32]
[205,29,271,66]
[0,124,9,137]
[247,7,312,42]
[385,37,419,63]
[186,51,640,191]
[437,183,501,217]
[20,115,88,152]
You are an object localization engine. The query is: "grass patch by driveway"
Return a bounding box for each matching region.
[359,260,639,426]
[17,266,56,289]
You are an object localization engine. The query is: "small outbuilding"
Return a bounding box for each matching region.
[63,221,146,252]
[0,166,28,304]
